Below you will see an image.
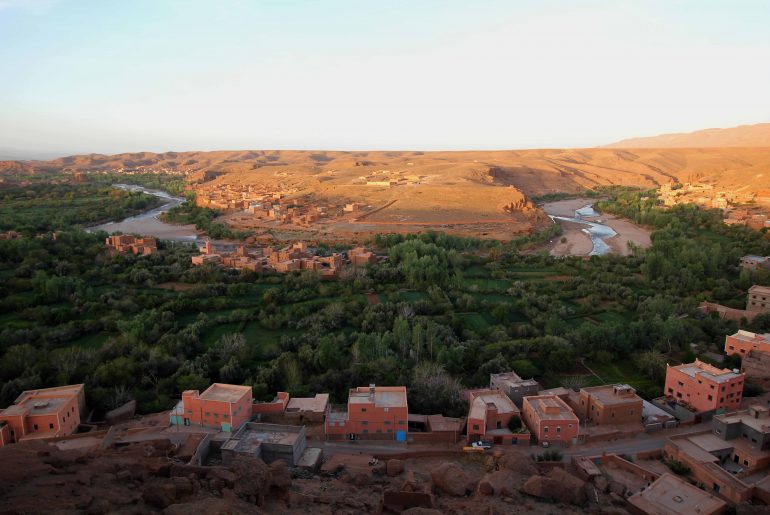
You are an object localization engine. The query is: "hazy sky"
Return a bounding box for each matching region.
[1,0,769,155]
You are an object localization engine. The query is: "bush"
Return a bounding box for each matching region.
[535,449,563,462]
[665,459,690,475]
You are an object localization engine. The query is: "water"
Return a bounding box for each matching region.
[88,184,200,241]
[551,203,617,256]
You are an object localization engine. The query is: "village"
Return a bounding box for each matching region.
[4,307,770,513]
[658,182,770,231]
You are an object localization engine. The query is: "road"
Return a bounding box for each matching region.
[309,420,715,462]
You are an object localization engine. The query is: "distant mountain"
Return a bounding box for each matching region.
[605,123,770,148]
[0,147,72,161]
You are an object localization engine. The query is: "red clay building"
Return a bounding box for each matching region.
[466,388,526,445]
[574,384,643,426]
[725,330,770,358]
[325,385,408,440]
[0,384,85,446]
[105,235,157,256]
[175,383,252,433]
[521,395,580,445]
[664,360,745,414]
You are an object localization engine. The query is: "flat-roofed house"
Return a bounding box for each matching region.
[325,385,408,441]
[574,384,643,426]
[490,371,541,407]
[178,383,252,433]
[664,360,745,414]
[466,388,525,445]
[725,330,770,357]
[740,255,770,271]
[748,285,770,316]
[521,395,579,445]
[627,473,727,515]
[0,384,85,446]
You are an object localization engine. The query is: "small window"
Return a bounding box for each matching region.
[361,421,368,426]
[49,423,54,429]
[33,424,38,431]
[473,424,480,431]
[556,427,561,433]
[361,408,367,413]
[205,412,210,416]
[544,427,549,433]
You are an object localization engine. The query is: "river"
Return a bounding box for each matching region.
[88,184,200,241]
[543,200,618,256]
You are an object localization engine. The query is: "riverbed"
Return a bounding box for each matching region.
[88,184,200,241]
[542,198,651,257]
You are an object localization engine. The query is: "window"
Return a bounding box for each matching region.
[362,429,368,434]
[398,420,406,425]
[708,395,713,401]
[677,381,684,387]
[223,415,229,420]
[187,410,193,414]
[744,460,749,466]
[49,423,54,429]
[384,420,391,425]
[361,421,368,426]
[361,408,367,413]
[214,413,219,417]
[473,424,480,431]
[710,385,715,389]
[668,388,673,394]
[205,412,210,416]
[33,424,38,431]
[544,427,549,433]
[556,427,561,433]
[384,407,389,413]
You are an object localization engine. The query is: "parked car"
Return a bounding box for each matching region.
[471,440,493,450]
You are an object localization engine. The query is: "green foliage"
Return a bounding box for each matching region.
[665,459,691,475]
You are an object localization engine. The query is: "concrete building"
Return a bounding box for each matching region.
[221,422,307,466]
[747,285,770,316]
[664,360,745,414]
[521,395,579,445]
[325,385,408,441]
[573,384,643,426]
[712,405,770,456]
[626,473,727,515]
[740,255,770,271]
[0,384,85,446]
[173,383,252,433]
[466,389,526,445]
[724,330,770,358]
[664,405,770,504]
[489,371,541,406]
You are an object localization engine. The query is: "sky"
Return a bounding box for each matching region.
[1,0,769,156]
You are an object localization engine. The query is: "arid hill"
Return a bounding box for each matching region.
[12,146,770,195]
[605,122,770,148]
[4,145,768,240]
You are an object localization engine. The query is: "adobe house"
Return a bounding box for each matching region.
[0,384,85,446]
[521,395,579,446]
[571,384,643,426]
[627,473,727,515]
[172,383,252,433]
[489,371,541,407]
[724,330,770,358]
[466,388,528,445]
[325,385,408,441]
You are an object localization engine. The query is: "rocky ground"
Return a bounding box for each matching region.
[0,438,642,515]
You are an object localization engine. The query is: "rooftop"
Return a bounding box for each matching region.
[198,383,252,403]
[750,285,770,295]
[715,406,770,434]
[468,390,518,421]
[524,395,578,421]
[348,386,407,409]
[729,329,770,344]
[1,384,83,417]
[670,359,743,384]
[490,371,538,387]
[581,384,642,407]
[286,393,329,414]
[627,473,727,515]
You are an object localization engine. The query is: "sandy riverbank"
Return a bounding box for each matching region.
[542,198,651,257]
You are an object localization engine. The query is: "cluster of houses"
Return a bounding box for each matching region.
[191,240,378,278]
[105,234,158,256]
[9,329,770,512]
[657,182,770,231]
